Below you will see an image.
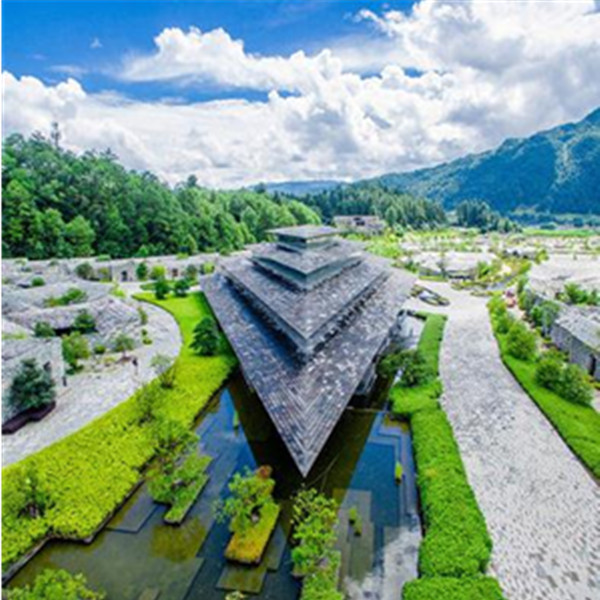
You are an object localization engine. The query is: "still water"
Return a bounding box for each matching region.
[8,368,421,599]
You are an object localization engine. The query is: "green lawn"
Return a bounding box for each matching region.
[2,292,236,571]
[489,306,600,478]
[390,313,504,598]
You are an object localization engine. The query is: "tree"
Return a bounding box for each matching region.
[136,262,149,281]
[14,464,54,520]
[173,278,190,297]
[216,466,276,534]
[154,277,170,300]
[291,488,339,577]
[34,321,55,338]
[190,317,220,356]
[73,310,96,333]
[399,349,430,387]
[506,321,537,361]
[75,262,95,281]
[113,332,135,359]
[151,417,198,474]
[62,332,90,371]
[184,264,198,281]
[151,354,177,389]
[134,384,161,424]
[5,568,105,600]
[8,359,56,412]
[64,216,95,257]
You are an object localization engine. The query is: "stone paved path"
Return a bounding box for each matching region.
[2,300,181,466]
[406,282,600,600]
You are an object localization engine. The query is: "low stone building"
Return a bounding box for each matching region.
[416,251,496,279]
[551,307,600,380]
[333,215,386,236]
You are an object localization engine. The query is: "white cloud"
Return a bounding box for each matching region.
[3,1,600,188]
[90,37,102,50]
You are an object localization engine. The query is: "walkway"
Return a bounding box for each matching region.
[406,282,600,600]
[2,300,181,466]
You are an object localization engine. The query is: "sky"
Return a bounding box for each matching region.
[3,0,600,188]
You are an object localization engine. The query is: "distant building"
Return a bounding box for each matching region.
[333,215,386,236]
[203,225,414,475]
[551,307,600,380]
[417,251,496,279]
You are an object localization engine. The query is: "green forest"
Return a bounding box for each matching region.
[3,133,444,260]
[1,134,320,260]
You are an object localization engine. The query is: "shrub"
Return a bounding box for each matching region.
[113,332,134,358]
[5,568,105,600]
[535,352,563,390]
[154,277,170,300]
[291,488,338,577]
[45,287,87,307]
[137,306,149,325]
[184,264,198,280]
[174,278,191,297]
[34,321,55,338]
[400,349,431,387]
[202,262,215,275]
[30,276,45,287]
[62,332,90,370]
[8,359,56,413]
[136,262,149,281]
[506,321,537,361]
[495,312,514,335]
[75,262,95,281]
[403,576,505,600]
[395,461,403,482]
[190,317,220,356]
[151,354,177,389]
[73,310,96,333]
[149,265,166,280]
[93,344,106,356]
[559,364,593,406]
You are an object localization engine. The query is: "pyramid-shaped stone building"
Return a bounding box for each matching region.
[203,225,414,476]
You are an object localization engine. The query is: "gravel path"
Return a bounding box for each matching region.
[406,282,600,600]
[2,301,181,466]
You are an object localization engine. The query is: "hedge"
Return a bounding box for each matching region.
[2,292,237,571]
[390,313,504,598]
[488,301,600,478]
[404,576,505,600]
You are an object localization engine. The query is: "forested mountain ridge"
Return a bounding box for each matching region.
[370,107,600,214]
[1,134,320,260]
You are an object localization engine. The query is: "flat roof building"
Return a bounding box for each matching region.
[203,225,414,475]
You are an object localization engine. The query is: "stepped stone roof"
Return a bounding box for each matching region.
[269,225,338,240]
[203,226,414,475]
[555,307,600,352]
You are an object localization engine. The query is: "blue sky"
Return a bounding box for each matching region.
[3,0,416,102]
[3,1,600,188]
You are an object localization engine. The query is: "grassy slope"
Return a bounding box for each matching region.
[488,306,600,478]
[390,314,504,599]
[2,292,236,570]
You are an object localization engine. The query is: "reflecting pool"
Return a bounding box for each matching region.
[8,366,421,599]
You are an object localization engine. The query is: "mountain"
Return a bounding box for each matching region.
[371,108,600,215]
[260,179,343,196]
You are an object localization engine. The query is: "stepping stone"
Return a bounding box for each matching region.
[107,485,157,533]
[137,589,160,600]
[264,525,287,571]
[216,561,268,594]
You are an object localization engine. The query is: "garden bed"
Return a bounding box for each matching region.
[225,503,281,565]
[389,313,504,597]
[488,301,600,478]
